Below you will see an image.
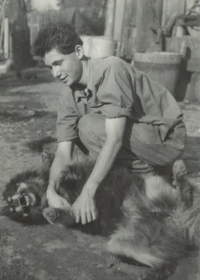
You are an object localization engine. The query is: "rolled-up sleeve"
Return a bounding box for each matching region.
[57,90,79,142]
[96,62,134,118]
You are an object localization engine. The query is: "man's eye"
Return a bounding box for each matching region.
[53,60,63,66]
[46,66,52,70]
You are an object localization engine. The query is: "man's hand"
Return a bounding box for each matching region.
[72,185,98,225]
[46,189,70,209]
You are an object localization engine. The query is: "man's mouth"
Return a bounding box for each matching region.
[60,76,68,83]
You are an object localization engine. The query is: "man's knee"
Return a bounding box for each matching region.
[128,122,185,167]
[78,114,93,134]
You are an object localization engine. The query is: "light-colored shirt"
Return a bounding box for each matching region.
[57,56,183,143]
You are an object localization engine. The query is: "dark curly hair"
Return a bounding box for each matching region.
[33,22,83,57]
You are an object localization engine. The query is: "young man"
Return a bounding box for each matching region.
[34,22,186,225]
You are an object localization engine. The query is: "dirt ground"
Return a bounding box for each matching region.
[0,68,200,280]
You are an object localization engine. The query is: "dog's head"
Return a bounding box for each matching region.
[3,151,54,216]
[6,180,46,216]
[2,169,48,223]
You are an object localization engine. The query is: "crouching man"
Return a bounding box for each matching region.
[33,22,186,225]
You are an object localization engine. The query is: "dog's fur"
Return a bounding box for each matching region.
[2,152,200,280]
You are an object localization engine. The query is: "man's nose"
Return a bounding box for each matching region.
[52,66,61,78]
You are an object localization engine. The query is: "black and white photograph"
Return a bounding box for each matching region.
[0,0,200,279]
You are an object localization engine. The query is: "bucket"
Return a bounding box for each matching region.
[89,36,116,58]
[133,52,182,96]
[81,36,116,58]
[80,35,91,57]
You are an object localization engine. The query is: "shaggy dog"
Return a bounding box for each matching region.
[2,151,200,280]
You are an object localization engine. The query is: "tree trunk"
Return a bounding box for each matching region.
[6,0,33,71]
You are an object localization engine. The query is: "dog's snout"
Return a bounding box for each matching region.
[7,196,13,204]
[7,192,31,214]
[8,194,23,209]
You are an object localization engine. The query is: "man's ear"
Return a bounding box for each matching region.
[75,45,84,59]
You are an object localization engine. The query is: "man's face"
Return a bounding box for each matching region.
[44,47,83,86]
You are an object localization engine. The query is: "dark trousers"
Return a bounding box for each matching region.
[77,114,186,172]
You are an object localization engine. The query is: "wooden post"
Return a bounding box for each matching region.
[113,0,126,56]
[9,31,12,59]
[4,17,9,58]
[161,0,167,27]
[104,0,116,38]
[135,0,163,52]
[113,0,126,41]
[162,0,186,27]
[0,10,5,52]
[0,0,8,22]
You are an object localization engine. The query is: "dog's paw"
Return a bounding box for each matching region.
[42,206,75,226]
[56,208,75,226]
[41,150,54,172]
[42,207,60,224]
[139,264,176,280]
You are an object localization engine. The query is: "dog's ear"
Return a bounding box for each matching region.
[41,150,54,171]
[41,150,52,164]
[172,160,193,207]
[172,160,188,183]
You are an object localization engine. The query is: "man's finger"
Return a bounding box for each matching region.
[81,210,87,225]
[86,209,92,224]
[91,206,98,221]
[76,212,80,223]
[73,207,80,223]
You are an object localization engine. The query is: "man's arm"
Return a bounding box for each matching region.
[72,116,127,224]
[46,141,74,209]
[85,116,127,192]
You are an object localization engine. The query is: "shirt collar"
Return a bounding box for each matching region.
[71,58,95,103]
[71,84,91,103]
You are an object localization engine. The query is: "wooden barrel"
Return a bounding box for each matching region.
[133,52,182,96]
